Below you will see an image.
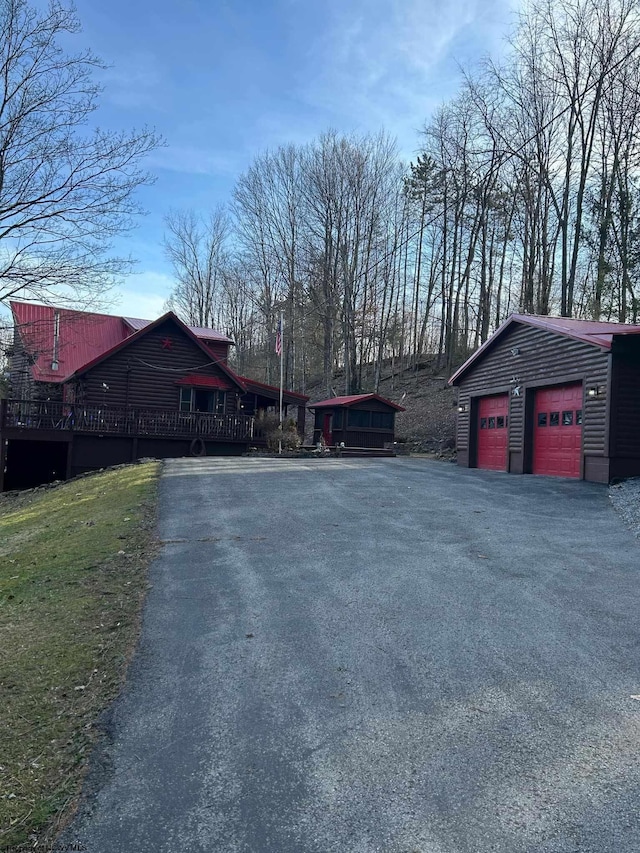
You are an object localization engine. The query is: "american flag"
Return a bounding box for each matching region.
[275,318,282,356]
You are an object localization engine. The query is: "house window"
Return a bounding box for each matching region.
[179,388,192,412]
[179,388,226,414]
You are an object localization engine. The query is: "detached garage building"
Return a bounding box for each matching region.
[449,314,640,483]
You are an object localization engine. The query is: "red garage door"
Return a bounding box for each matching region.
[477,394,509,471]
[533,384,583,478]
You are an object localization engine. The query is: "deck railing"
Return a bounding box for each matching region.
[1,399,259,442]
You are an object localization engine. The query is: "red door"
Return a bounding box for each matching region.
[322,413,333,445]
[533,384,583,478]
[477,394,509,471]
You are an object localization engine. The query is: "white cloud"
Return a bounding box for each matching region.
[112,271,174,319]
[291,0,517,157]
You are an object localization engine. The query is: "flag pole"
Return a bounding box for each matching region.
[278,310,284,455]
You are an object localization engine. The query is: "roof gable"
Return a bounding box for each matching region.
[449,313,640,385]
[69,311,247,392]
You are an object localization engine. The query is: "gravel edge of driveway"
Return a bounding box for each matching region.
[609,478,640,538]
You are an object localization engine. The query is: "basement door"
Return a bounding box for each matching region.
[533,384,583,478]
[477,394,509,471]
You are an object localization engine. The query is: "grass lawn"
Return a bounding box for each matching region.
[0,462,160,847]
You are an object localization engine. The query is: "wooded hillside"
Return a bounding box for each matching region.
[163,0,640,397]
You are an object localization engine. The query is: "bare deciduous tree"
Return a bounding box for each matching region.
[0,0,161,308]
[164,207,230,329]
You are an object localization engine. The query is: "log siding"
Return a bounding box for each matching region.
[609,337,640,479]
[454,323,611,481]
[69,318,242,415]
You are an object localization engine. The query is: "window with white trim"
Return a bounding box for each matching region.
[179,388,226,414]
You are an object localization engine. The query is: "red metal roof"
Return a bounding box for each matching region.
[238,375,309,402]
[512,314,640,346]
[309,393,405,411]
[175,374,232,390]
[11,302,130,383]
[449,313,640,385]
[123,316,233,343]
[11,301,236,384]
[187,324,234,343]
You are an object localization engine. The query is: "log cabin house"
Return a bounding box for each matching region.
[1,302,308,490]
[449,314,640,483]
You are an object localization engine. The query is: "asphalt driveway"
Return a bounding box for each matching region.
[64,458,640,852]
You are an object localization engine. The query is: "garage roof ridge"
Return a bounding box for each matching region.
[449,312,640,385]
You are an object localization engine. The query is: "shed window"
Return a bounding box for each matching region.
[348,409,371,428]
[333,409,343,428]
[371,411,393,429]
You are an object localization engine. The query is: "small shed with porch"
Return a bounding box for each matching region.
[309,393,405,450]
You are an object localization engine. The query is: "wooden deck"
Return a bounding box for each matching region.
[1,399,260,443]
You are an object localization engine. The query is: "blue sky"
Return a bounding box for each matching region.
[69,0,519,319]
